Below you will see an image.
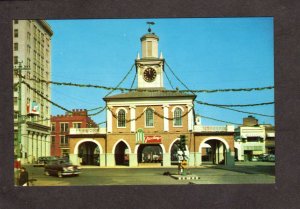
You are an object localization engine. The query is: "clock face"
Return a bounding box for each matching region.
[143,67,157,82]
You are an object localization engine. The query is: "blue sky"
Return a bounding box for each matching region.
[47,18,274,127]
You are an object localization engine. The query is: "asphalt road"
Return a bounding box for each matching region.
[23,162,275,186]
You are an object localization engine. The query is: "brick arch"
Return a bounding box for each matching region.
[168,138,189,153]
[112,139,132,154]
[199,136,230,152]
[134,143,166,154]
[73,138,103,155]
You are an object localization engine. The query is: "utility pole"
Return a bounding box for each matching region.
[14,61,30,161]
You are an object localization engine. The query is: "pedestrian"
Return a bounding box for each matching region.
[18,167,29,186]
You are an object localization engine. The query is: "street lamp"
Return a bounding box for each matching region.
[14,61,30,160]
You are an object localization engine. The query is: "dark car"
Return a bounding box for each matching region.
[38,156,59,165]
[44,160,81,178]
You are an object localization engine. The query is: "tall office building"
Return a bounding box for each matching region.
[13,20,53,164]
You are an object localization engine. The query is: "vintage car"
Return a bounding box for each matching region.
[44,160,81,178]
[33,156,59,167]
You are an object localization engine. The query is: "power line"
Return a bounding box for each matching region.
[197,114,241,125]
[165,61,195,95]
[105,63,135,97]
[21,74,274,94]
[196,100,274,107]
[206,105,274,117]
[22,81,72,113]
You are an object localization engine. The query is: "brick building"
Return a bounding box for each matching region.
[67,29,235,167]
[50,109,98,158]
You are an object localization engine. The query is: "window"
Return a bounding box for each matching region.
[117,109,126,127]
[60,123,69,133]
[27,32,31,42]
[60,135,68,145]
[14,56,18,65]
[174,107,183,126]
[14,97,17,106]
[14,43,18,51]
[14,20,18,24]
[14,112,18,119]
[145,108,154,127]
[147,41,152,57]
[14,29,18,38]
[27,58,31,67]
[73,122,81,128]
[27,45,31,54]
[51,136,55,144]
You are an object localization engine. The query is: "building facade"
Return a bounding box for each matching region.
[13,20,53,164]
[234,116,275,161]
[67,29,236,167]
[50,109,98,158]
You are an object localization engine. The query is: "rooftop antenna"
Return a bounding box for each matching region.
[147,21,155,32]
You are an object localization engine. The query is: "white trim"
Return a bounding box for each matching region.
[111,139,132,154]
[130,105,136,132]
[107,108,112,133]
[199,137,230,152]
[73,138,103,155]
[169,138,180,153]
[72,122,82,128]
[169,138,189,153]
[163,104,169,132]
[171,106,185,113]
[107,99,194,107]
[115,107,128,114]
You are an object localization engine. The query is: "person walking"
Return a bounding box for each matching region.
[18,167,29,186]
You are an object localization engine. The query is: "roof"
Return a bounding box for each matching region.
[103,88,196,101]
[140,33,159,41]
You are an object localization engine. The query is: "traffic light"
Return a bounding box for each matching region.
[179,135,186,151]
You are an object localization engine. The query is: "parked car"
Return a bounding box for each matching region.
[44,160,81,178]
[266,154,275,162]
[38,156,59,165]
[258,154,269,161]
[250,156,258,161]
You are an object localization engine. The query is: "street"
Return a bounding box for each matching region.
[24,162,275,186]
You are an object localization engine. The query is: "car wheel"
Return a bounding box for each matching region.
[44,170,50,176]
[57,171,63,178]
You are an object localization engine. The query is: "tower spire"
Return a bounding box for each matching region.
[146,21,155,33]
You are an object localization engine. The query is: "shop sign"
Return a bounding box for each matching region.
[135,128,162,144]
[144,136,162,143]
[27,101,40,115]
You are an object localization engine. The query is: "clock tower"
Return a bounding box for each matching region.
[135,28,165,89]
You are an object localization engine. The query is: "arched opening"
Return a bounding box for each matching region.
[170,140,179,165]
[137,144,163,166]
[201,143,212,164]
[114,141,129,166]
[234,148,239,161]
[200,139,228,165]
[78,141,100,166]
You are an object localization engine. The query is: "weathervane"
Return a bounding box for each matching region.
[147,21,155,32]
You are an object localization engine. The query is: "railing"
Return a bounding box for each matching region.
[69,128,107,135]
[193,125,234,132]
